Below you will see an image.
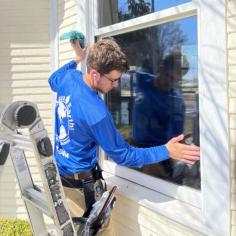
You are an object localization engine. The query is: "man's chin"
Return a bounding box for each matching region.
[98,88,111,94]
[97,88,106,94]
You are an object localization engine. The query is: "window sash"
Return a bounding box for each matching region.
[95,2,197,38]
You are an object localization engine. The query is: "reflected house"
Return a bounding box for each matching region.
[0,1,235,236]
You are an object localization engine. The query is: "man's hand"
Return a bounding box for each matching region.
[71,39,87,64]
[165,134,200,165]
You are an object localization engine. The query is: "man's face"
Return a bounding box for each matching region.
[95,70,121,93]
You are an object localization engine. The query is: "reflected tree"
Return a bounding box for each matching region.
[118,0,151,20]
[116,0,187,73]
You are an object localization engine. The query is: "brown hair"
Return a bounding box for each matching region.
[87,39,129,74]
[162,51,189,77]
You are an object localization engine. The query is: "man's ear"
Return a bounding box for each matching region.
[90,69,98,81]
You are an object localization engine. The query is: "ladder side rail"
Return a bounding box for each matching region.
[10,146,48,236]
[29,117,76,236]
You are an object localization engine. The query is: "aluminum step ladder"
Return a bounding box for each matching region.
[0,101,76,236]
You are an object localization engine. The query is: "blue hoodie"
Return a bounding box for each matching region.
[48,60,169,175]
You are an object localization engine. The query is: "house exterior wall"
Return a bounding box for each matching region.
[1,1,235,236]
[228,1,236,236]
[0,0,51,219]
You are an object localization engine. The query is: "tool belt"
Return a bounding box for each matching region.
[64,171,94,180]
[60,163,106,214]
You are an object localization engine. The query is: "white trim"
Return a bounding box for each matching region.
[49,0,58,72]
[49,0,58,143]
[76,0,97,72]
[86,0,98,44]
[198,0,229,235]
[104,160,201,208]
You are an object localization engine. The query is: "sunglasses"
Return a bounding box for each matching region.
[102,74,121,83]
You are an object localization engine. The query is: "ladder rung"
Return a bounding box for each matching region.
[13,144,32,151]
[13,140,32,150]
[23,188,53,218]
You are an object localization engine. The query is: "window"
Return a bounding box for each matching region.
[106,16,200,189]
[88,1,229,235]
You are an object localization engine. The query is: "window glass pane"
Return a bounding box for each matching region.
[99,0,192,27]
[106,16,200,189]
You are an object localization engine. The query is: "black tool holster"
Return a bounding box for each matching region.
[82,164,107,217]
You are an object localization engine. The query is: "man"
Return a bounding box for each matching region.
[132,51,190,181]
[48,39,200,235]
[132,51,188,146]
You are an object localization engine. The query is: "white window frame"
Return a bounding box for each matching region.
[84,1,230,235]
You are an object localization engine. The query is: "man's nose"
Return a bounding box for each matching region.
[112,81,119,88]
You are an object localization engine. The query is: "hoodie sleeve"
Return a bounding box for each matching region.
[90,114,170,167]
[48,60,77,92]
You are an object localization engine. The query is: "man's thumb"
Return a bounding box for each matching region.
[171,134,184,143]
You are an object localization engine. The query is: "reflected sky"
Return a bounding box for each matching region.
[118,0,191,12]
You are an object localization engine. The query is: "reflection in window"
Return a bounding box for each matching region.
[106,16,200,189]
[99,0,191,27]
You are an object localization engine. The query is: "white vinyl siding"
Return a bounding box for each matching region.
[0,0,51,219]
[113,193,204,236]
